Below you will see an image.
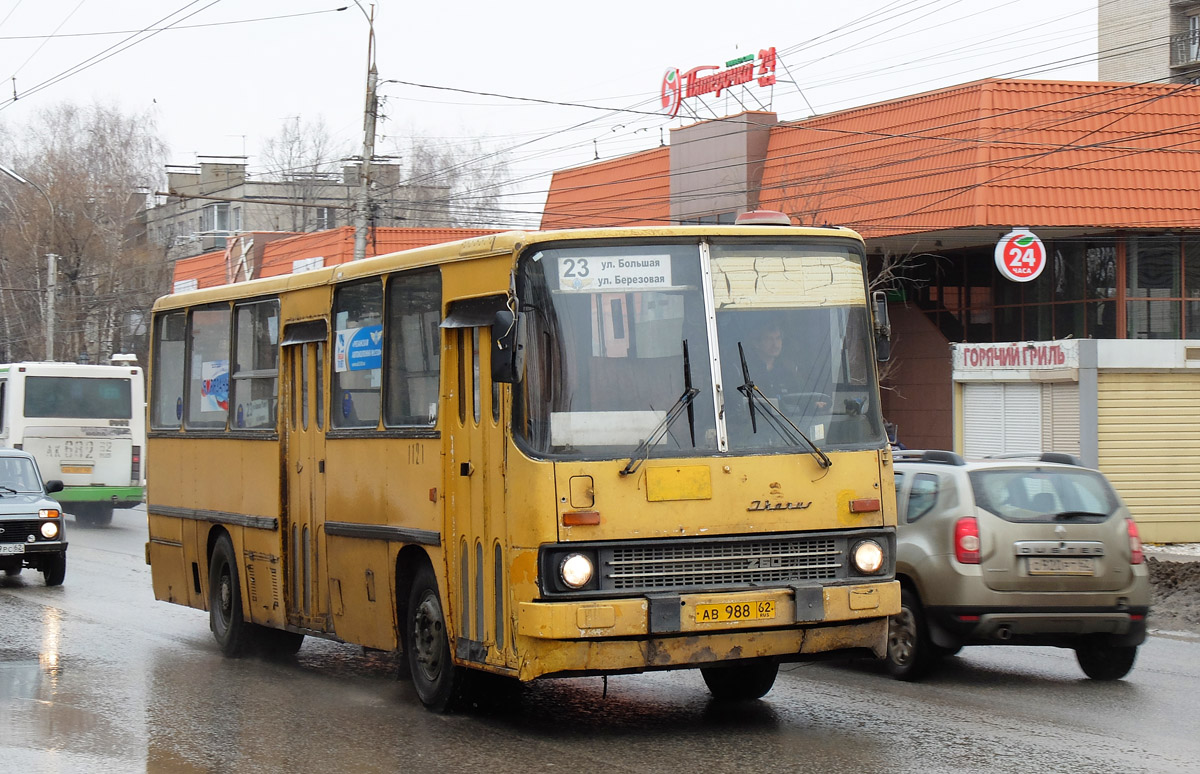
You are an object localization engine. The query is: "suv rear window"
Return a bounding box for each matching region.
[967,467,1119,523]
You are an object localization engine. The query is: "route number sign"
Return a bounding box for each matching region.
[994,229,1046,283]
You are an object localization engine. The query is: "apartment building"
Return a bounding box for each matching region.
[1098,0,1200,83]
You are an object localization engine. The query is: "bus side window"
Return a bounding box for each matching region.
[152,312,186,429]
[232,300,280,430]
[384,268,441,427]
[186,306,232,430]
[332,280,383,429]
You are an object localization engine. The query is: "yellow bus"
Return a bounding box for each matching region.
[146,214,900,711]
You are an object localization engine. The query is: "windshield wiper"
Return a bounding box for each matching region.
[620,340,700,477]
[736,342,832,469]
[0,486,16,495]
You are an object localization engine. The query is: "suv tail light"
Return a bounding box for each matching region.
[1126,518,1144,565]
[954,517,981,564]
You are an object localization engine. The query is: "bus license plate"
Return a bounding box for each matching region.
[0,544,25,555]
[696,600,776,624]
[1028,557,1095,576]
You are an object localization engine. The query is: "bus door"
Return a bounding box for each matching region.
[281,321,329,632]
[442,305,508,667]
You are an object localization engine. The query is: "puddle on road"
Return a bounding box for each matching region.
[0,605,101,741]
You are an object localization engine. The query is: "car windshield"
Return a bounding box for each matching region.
[968,466,1120,522]
[513,238,885,460]
[0,457,42,493]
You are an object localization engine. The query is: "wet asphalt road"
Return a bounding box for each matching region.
[2,508,1199,773]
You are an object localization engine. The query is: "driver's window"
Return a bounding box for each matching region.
[906,473,939,523]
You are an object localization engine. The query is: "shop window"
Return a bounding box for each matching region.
[1126,236,1180,298]
[384,269,441,427]
[1054,302,1086,340]
[1023,304,1052,341]
[186,305,232,430]
[1186,301,1200,338]
[231,300,279,430]
[994,306,1021,342]
[1184,239,1200,298]
[332,280,383,428]
[1085,245,1117,300]
[1127,299,1180,339]
[1053,246,1085,301]
[1088,300,1116,339]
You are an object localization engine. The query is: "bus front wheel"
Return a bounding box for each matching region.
[406,564,466,712]
[209,534,255,657]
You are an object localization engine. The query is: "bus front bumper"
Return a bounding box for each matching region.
[513,581,899,679]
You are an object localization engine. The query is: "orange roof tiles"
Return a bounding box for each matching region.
[541,147,671,229]
[759,79,1200,237]
[170,226,501,291]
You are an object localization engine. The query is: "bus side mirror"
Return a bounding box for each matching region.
[491,309,524,384]
[872,290,892,362]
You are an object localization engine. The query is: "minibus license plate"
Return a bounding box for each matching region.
[0,544,25,555]
[1028,557,1095,575]
[696,600,776,623]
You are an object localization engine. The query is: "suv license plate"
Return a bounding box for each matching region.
[696,600,776,623]
[1028,557,1095,575]
[0,544,26,555]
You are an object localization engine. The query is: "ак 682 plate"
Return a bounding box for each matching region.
[696,600,776,623]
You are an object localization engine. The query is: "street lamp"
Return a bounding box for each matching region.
[0,163,57,360]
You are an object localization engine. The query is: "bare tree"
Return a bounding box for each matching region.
[381,131,511,228]
[259,116,351,231]
[0,102,168,364]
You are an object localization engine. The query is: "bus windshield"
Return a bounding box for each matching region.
[23,376,133,420]
[514,239,885,459]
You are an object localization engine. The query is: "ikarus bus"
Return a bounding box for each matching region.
[146,213,901,712]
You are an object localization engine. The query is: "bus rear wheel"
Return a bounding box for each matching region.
[700,661,779,701]
[406,564,466,712]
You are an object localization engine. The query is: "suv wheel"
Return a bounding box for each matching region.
[886,588,935,681]
[1075,643,1137,680]
[41,554,66,586]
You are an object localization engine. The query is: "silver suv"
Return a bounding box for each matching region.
[0,449,67,585]
[888,450,1149,681]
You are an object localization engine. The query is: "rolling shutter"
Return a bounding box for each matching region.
[1098,372,1200,542]
[963,382,1041,457]
[1042,382,1080,456]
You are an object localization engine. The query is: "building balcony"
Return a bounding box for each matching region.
[1170,30,1200,67]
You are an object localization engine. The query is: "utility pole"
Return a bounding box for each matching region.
[45,252,57,361]
[353,4,378,262]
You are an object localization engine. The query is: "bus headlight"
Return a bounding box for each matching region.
[40,521,59,539]
[851,540,884,574]
[560,553,594,589]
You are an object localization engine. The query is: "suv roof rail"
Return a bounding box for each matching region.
[893,449,966,466]
[983,451,1081,466]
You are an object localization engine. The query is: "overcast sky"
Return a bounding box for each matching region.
[0,0,1103,226]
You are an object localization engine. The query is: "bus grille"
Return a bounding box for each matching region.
[604,537,841,590]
